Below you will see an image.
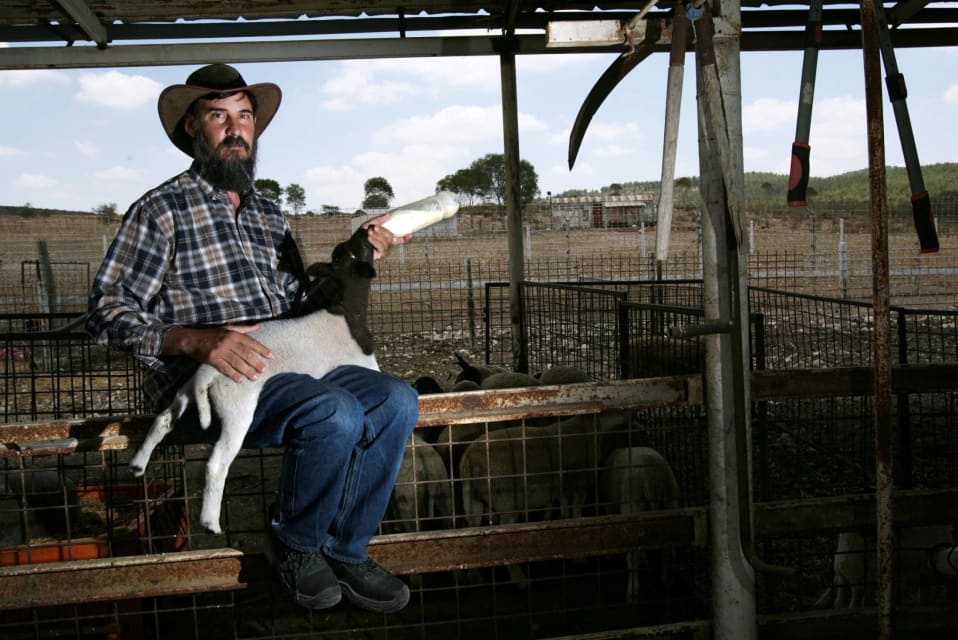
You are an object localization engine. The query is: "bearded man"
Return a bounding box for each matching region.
[87,64,417,614]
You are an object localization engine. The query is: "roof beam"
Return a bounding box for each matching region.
[50,0,108,47]
[1,27,956,71]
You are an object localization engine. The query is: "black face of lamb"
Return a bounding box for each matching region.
[283,227,377,355]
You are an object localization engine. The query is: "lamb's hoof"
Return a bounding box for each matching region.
[128,463,145,477]
[201,520,222,535]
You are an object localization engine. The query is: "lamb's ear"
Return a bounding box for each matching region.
[279,231,309,289]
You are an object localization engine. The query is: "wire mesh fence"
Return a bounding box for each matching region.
[2,215,958,637]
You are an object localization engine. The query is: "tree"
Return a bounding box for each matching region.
[254,178,282,203]
[437,153,539,209]
[362,177,394,210]
[284,183,306,215]
[437,168,484,205]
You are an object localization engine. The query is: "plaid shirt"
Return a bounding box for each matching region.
[87,164,301,409]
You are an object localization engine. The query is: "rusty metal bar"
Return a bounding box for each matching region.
[860,1,896,637]
[0,549,245,611]
[3,367,955,455]
[416,375,703,426]
[369,510,707,574]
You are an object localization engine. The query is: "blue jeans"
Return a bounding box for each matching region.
[178,365,418,563]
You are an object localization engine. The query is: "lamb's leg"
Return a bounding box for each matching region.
[128,392,189,476]
[199,395,257,534]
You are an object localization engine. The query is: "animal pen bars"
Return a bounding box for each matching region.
[2,276,958,637]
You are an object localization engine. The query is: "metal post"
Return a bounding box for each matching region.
[861,1,897,637]
[499,43,527,373]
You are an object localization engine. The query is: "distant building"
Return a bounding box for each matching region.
[549,194,656,228]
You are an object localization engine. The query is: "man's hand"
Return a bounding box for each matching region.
[363,213,412,260]
[162,325,273,383]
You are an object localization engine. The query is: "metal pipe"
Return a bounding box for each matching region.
[655,3,688,264]
[694,2,759,636]
[498,43,528,373]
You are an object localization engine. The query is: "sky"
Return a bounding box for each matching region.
[1,35,956,214]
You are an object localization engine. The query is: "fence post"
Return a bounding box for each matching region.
[466,258,476,351]
[838,218,849,298]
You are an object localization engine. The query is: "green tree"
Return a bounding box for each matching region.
[438,153,539,209]
[437,168,484,205]
[321,204,342,216]
[284,183,306,215]
[254,178,282,203]
[362,177,394,210]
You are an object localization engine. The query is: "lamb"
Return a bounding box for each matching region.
[600,446,680,602]
[814,524,954,608]
[128,227,380,534]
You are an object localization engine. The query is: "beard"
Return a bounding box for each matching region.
[192,127,257,193]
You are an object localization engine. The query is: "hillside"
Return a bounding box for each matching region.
[555,162,958,215]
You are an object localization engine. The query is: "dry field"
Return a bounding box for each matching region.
[1,205,953,390]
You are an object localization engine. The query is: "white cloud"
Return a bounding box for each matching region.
[742,97,796,133]
[303,164,364,206]
[74,70,163,109]
[593,143,635,159]
[16,173,57,188]
[0,68,70,87]
[75,140,99,159]
[945,83,958,104]
[373,105,504,145]
[94,165,144,182]
[807,96,867,175]
[0,145,22,157]
[320,65,419,110]
[320,57,500,110]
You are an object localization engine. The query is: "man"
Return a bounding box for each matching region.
[87,64,418,614]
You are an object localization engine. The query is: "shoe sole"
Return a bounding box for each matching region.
[295,585,343,610]
[339,582,410,614]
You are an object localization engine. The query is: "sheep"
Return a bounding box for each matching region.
[458,411,627,585]
[537,365,593,386]
[128,227,380,534]
[814,524,955,608]
[458,411,626,525]
[479,371,542,390]
[432,369,542,478]
[600,446,680,602]
[383,433,453,534]
[453,352,507,385]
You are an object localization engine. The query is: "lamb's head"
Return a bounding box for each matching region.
[288,227,378,355]
[287,227,376,318]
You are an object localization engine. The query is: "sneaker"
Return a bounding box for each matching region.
[326,557,410,613]
[265,533,342,610]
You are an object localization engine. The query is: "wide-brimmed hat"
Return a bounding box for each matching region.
[158,63,282,157]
